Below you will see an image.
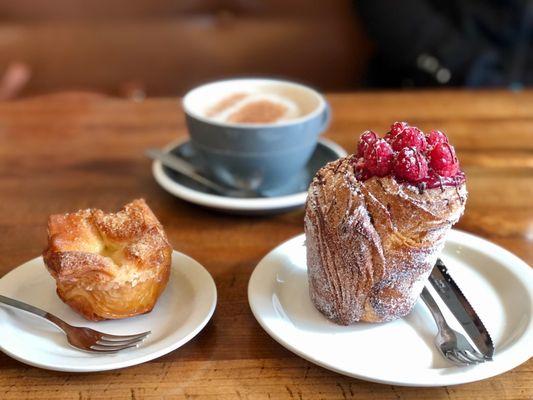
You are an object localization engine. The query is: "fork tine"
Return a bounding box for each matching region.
[89,343,139,352]
[445,351,468,366]
[463,349,486,363]
[96,336,148,347]
[453,351,477,365]
[99,331,151,341]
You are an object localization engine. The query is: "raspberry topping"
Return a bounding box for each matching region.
[389,121,409,139]
[365,139,394,177]
[357,130,378,158]
[391,126,427,152]
[393,147,428,182]
[421,170,466,189]
[429,143,459,177]
[353,122,463,188]
[426,130,449,148]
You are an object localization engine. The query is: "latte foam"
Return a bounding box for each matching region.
[204,92,301,124]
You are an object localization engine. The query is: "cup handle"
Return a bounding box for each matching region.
[320,102,332,133]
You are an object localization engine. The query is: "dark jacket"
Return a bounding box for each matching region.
[355,0,533,88]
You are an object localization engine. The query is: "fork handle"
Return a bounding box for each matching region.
[420,287,449,330]
[0,294,67,331]
[0,294,49,317]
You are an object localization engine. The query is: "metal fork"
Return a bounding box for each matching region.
[420,288,486,366]
[0,294,150,353]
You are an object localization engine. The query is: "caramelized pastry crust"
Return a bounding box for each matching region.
[43,199,172,321]
[305,155,467,324]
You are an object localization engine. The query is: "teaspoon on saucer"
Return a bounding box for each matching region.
[146,149,266,198]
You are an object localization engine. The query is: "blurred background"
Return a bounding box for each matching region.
[0,0,530,100]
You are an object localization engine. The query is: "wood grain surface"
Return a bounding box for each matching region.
[0,90,532,399]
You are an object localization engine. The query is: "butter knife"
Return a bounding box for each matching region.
[428,258,494,360]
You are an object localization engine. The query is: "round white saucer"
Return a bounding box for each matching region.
[248,230,533,386]
[0,251,217,372]
[152,138,347,215]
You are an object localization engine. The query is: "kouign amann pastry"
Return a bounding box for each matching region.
[43,199,172,321]
[305,122,467,324]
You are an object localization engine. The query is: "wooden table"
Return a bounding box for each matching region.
[0,90,531,399]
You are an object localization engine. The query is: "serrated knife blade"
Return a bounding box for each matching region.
[428,258,494,360]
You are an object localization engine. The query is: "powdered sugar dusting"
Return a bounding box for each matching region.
[42,199,172,321]
[43,199,172,291]
[304,155,467,324]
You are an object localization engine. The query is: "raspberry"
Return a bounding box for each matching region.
[355,165,371,181]
[388,121,409,139]
[351,156,370,181]
[420,170,440,188]
[393,147,429,183]
[429,143,459,177]
[365,139,394,177]
[357,130,378,158]
[392,126,427,152]
[427,130,449,148]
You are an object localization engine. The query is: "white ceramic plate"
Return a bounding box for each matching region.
[0,251,217,372]
[248,230,533,386]
[152,138,347,215]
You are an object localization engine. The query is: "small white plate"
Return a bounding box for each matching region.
[248,230,533,386]
[152,138,347,215]
[0,251,217,372]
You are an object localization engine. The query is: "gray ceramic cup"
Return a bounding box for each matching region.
[182,78,330,191]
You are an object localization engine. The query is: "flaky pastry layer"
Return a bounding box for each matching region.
[305,156,467,324]
[43,199,172,321]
